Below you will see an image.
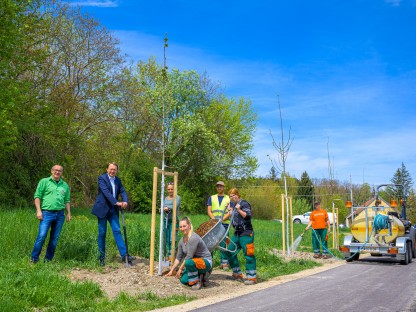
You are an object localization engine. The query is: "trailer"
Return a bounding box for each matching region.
[340,184,416,265]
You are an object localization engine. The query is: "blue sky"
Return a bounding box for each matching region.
[69,0,416,186]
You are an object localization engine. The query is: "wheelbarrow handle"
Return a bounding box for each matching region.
[216,207,238,253]
[218,238,238,254]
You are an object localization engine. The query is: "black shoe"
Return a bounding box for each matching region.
[122,256,133,265]
[100,259,105,266]
[127,255,136,261]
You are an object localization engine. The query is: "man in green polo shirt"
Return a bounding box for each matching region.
[30,164,71,263]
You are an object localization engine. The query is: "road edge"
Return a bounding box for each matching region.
[152,260,346,311]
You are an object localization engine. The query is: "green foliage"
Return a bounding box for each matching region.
[0,261,104,311]
[239,179,282,220]
[0,0,35,155]
[0,0,260,213]
[292,198,310,216]
[352,183,372,206]
[389,162,414,199]
[297,171,314,210]
[119,150,156,213]
[405,189,416,223]
[178,185,205,214]
[1,206,350,310]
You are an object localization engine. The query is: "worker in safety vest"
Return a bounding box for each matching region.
[207,181,231,270]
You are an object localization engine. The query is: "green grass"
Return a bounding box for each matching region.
[0,206,344,311]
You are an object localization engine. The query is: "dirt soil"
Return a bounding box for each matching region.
[69,251,344,310]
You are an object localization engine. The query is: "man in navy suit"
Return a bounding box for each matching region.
[92,162,134,266]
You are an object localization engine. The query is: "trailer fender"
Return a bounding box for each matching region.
[343,234,354,247]
[396,236,409,254]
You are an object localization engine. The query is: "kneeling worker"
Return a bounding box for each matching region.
[166,217,212,290]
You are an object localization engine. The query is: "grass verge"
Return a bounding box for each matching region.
[0,206,341,311]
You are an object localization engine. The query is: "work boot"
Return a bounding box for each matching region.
[232,273,244,282]
[99,259,105,266]
[191,282,201,290]
[221,263,229,270]
[244,279,256,285]
[204,269,211,281]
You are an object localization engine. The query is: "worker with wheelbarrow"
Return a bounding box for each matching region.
[305,201,331,259]
[223,188,257,285]
[167,217,212,290]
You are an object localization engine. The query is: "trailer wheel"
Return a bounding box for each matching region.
[408,242,413,264]
[346,252,359,262]
[353,252,360,261]
[400,243,410,265]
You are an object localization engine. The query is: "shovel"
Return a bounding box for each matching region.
[121,209,130,268]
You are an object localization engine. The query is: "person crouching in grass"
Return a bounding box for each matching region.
[166,217,212,290]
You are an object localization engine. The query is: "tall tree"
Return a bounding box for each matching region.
[352,183,372,205]
[390,162,414,200]
[0,0,39,156]
[268,166,278,181]
[297,171,314,210]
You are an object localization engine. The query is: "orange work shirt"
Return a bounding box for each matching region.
[310,210,329,229]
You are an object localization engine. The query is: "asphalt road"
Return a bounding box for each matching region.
[193,257,416,312]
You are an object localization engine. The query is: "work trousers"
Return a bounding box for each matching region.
[312,228,328,255]
[225,233,257,281]
[180,258,212,286]
[218,223,229,266]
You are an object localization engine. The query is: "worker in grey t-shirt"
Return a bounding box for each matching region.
[166,217,212,290]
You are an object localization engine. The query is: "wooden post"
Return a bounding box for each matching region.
[150,168,179,275]
[289,196,293,255]
[281,194,286,254]
[332,203,336,249]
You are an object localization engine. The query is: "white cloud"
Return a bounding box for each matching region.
[385,0,402,6]
[255,121,416,186]
[69,0,118,7]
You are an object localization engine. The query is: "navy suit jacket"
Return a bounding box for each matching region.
[91,173,128,218]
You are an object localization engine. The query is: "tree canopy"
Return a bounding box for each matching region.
[0,0,258,212]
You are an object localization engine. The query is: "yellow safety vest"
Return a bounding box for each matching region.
[211,194,230,224]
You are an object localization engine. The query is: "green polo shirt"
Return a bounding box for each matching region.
[34,176,70,211]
